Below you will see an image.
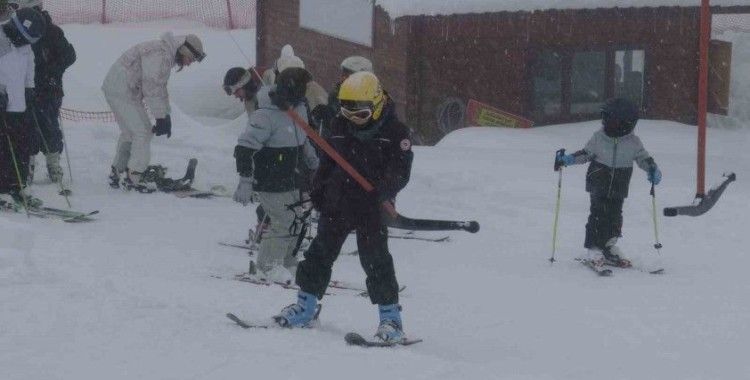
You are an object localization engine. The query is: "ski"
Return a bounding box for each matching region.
[576,258,613,277]
[218,241,257,253]
[2,202,99,223]
[604,262,665,275]
[344,332,423,348]
[387,233,450,243]
[226,313,271,329]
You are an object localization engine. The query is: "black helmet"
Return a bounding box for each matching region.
[223,67,259,96]
[269,67,311,109]
[601,97,639,137]
[9,8,46,44]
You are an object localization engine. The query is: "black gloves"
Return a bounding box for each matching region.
[25,88,35,106]
[153,115,172,138]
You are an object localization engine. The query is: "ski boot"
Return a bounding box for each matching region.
[602,244,631,268]
[122,171,157,193]
[273,290,319,328]
[46,152,64,183]
[109,166,123,189]
[375,304,405,343]
[0,193,21,212]
[10,188,43,209]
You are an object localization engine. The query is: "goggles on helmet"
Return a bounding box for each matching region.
[340,100,374,125]
[183,41,206,62]
[223,71,252,96]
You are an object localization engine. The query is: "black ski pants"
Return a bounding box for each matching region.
[296,210,400,305]
[0,112,36,193]
[584,195,624,250]
[30,97,64,155]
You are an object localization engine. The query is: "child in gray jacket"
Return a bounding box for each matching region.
[558,98,662,266]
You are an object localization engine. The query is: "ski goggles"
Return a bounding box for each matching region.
[223,71,252,96]
[340,101,374,125]
[183,41,206,62]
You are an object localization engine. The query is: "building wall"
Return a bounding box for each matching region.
[414,7,702,142]
[256,0,411,133]
[258,2,705,144]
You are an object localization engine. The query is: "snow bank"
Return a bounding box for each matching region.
[377,0,749,18]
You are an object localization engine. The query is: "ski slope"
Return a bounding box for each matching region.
[1,20,750,380]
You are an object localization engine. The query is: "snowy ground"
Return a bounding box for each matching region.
[2,21,750,380]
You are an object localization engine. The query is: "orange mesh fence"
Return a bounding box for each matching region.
[46,0,256,29]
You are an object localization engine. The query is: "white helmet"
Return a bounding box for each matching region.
[341,56,373,74]
[275,44,305,73]
[8,0,43,9]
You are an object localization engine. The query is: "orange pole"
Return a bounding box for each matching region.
[285,109,398,218]
[697,0,710,197]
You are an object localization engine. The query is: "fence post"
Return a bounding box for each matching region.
[225,0,235,29]
[101,0,108,24]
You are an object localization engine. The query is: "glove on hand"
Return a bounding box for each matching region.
[233,176,255,206]
[560,154,576,166]
[153,115,172,138]
[648,167,662,185]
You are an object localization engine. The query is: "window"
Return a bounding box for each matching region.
[614,50,645,108]
[532,51,563,118]
[571,51,607,114]
[529,47,646,122]
[299,0,373,47]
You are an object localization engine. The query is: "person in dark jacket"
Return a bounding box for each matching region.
[557,97,662,267]
[272,72,413,344]
[13,1,76,183]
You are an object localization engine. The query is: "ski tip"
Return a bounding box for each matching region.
[465,221,480,233]
[344,332,368,346]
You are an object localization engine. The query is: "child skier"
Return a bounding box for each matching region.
[557,97,662,266]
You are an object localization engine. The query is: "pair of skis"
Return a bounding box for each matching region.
[576,257,664,276]
[225,312,422,347]
[1,201,99,223]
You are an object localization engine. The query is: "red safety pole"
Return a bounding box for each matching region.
[101,0,108,24]
[696,0,710,197]
[225,0,235,29]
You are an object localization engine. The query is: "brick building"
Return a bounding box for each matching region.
[256,0,749,144]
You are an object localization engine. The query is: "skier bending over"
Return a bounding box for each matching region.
[0,7,46,209]
[557,97,662,267]
[102,32,205,193]
[273,72,413,344]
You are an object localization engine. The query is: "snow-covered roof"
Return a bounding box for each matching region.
[376,0,750,19]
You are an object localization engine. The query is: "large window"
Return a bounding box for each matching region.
[571,51,607,114]
[532,51,563,118]
[614,50,645,108]
[299,0,373,47]
[530,48,646,122]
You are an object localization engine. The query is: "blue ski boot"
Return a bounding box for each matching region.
[273,291,319,328]
[375,304,405,343]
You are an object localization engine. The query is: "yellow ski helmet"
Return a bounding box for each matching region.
[338,72,385,125]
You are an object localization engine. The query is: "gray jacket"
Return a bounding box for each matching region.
[236,86,319,192]
[571,128,656,198]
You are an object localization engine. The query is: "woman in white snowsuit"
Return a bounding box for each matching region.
[102,32,205,192]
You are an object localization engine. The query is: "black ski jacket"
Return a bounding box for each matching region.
[33,11,76,100]
[311,99,413,215]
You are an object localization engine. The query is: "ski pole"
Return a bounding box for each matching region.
[58,115,74,184]
[550,149,566,263]
[30,105,71,208]
[650,183,663,252]
[1,116,31,217]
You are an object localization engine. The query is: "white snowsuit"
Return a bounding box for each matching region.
[102,32,184,173]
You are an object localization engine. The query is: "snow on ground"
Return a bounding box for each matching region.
[2,20,750,380]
